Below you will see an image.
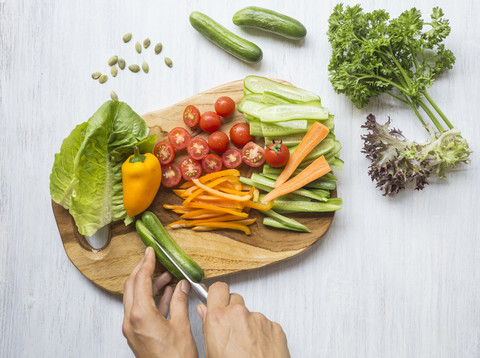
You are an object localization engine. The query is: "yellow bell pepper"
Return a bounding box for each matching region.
[122,147,161,217]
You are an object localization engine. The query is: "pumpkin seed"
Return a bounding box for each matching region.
[108,55,118,66]
[98,74,108,84]
[154,42,162,55]
[128,64,140,73]
[118,58,126,70]
[164,57,173,67]
[143,38,151,49]
[91,72,101,79]
[110,91,118,101]
[111,66,118,77]
[142,61,149,73]
[123,33,132,43]
[135,42,142,54]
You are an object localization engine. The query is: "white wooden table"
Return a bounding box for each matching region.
[1,0,479,357]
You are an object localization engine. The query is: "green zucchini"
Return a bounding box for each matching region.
[136,211,204,283]
[189,11,263,64]
[233,7,307,40]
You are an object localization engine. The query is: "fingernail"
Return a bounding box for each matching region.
[145,246,151,255]
[181,280,190,294]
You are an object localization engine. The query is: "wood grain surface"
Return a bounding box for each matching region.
[2,1,480,357]
[51,79,335,294]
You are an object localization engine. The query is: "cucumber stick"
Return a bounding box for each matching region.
[263,210,310,232]
[136,211,204,283]
[244,76,320,102]
[189,12,263,64]
[233,6,307,40]
[272,199,342,213]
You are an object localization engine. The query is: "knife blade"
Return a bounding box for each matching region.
[149,239,208,303]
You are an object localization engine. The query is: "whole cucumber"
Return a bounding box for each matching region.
[189,11,263,64]
[136,211,205,283]
[233,7,307,40]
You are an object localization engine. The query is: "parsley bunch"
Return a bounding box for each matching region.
[328,5,471,195]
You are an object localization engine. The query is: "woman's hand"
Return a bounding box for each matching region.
[196,282,290,358]
[122,246,198,358]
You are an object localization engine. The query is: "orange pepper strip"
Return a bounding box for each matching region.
[243,200,274,211]
[228,218,257,225]
[191,222,252,235]
[215,186,251,196]
[192,179,252,202]
[253,188,260,202]
[173,208,192,214]
[181,209,226,219]
[192,199,243,210]
[173,189,187,198]
[163,204,185,210]
[169,215,244,229]
[183,177,232,206]
[190,226,215,232]
[178,169,240,189]
[168,220,190,228]
[187,202,248,218]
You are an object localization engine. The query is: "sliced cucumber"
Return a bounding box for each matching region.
[249,120,263,136]
[263,210,310,232]
[272,199,342,213]
[238,97,271,118]
[244,76,320,102]
[258,104,329,123]
[276,120,308,129]
[261,91,296,104]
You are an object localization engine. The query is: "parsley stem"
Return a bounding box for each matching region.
[386,92,409,105]
[423,91,454,129]
[402,95,427,127]
[418,99,444,132]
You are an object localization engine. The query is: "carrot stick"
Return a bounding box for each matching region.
[274,122,329,188]
[262,156,331,203]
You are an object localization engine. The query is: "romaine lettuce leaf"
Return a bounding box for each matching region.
[50,100,154,237]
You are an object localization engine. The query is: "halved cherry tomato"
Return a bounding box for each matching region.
[222,147,242,169]
[241,142,265,167]
[183,105,201,127]
[161,163,182,187]
[215,96,235,117]
[230,122,253,147]
[202,154,223,173]
[180,157,202,181]
[154,141,175,165]
[168,127,191,150]
[200,111,222,133]
[187,137,209,160]
[208,131,229,153]
[265,140,290,168]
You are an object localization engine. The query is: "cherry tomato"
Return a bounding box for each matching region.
[200,111,222,133]
[187,137,209,160]
[180,157,202,181]
[153,141,175,165]
[222,147,242,169]
[183,105,201,127]
[202,154,223,173]
[161,163,182,187]
[229,122,253,147]
[168,127,191,150]
[241,141,265,167]
[215,96,235,117]
[208,131,229,153]
[264,140,290,168]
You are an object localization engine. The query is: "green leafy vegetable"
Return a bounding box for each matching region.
[50,100,155,237]
[327,5,471,194]
[361,114,470,195]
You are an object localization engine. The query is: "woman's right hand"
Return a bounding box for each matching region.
[196,282,290,358]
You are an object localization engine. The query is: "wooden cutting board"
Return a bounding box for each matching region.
[52,79,336,295]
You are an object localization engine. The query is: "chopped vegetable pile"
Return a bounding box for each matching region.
[163,169,272,235]
[327,5,471,195]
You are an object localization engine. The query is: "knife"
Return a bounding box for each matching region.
[150,239,209,303]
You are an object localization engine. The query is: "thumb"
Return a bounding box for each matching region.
[196,303,207,321]
[169,280,190,324]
